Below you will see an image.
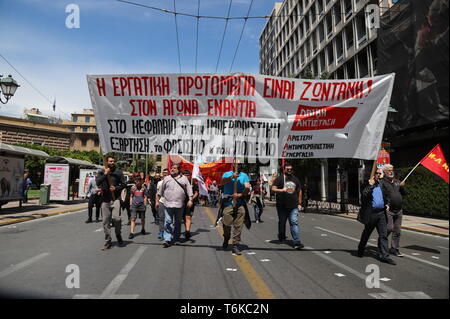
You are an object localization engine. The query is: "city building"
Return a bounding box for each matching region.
[259,0,394,80]
[258,0,398,204]
[62,109,100,152]
[0,115,71,150]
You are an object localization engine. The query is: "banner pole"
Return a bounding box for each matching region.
[401,161,421,183]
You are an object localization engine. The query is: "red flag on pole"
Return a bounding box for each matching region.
[420,144,449,183]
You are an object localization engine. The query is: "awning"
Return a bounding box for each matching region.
[0,143,49,158]
[45,156,98,168]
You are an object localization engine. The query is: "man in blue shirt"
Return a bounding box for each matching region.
[357,169,396,265]
[220,165,251,255]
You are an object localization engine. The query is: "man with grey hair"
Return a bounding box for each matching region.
[380,164,406,257]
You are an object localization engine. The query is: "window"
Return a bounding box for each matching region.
[81,139,87,147]
[336,33,344,62]
[82,127,88,132]
[334,3,341,26]
[327,45,334,65]
[358,52,369,78]
[72,115,78,122]
[356,13,367,44]
[370,42,378,75]
[94,139,99,147]
[85,116,90,123]
[345,24,354,49]
[344,0,352,19]
[347,58,356,79]
[70,127,75,132]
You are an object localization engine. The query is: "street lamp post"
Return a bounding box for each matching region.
[0,74,20,104]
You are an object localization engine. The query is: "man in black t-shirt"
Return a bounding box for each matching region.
[271,164,304,250]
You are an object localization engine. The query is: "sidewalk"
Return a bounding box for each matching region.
[335,211,449,237]
[0,198,88,227]
[266,200,449,238]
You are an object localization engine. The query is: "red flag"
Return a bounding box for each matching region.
[420,144,449,183]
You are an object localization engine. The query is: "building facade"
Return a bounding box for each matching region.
[62,109,100,152]
[0,115,71,150]
[259,0,392,80]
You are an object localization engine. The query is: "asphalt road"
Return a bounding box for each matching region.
[0,204,448,299]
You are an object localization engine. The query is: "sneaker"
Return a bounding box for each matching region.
[232,245,242,255]
[380,257,396,265]
[101,242,112,251]
[141,229,146,235]
[255,220,260,224]
[222,235,230,250]
[129,233,134,239]
[163,241,170,248]
[390,248,404,257]
[117,235,124,246]
[95,218,100,223]
[185,231,191,240]
[294,243,305,250]
[85,219,92,223]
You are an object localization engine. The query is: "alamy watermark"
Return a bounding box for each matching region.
[66,4,80,29]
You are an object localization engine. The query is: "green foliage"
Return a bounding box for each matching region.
[14,143,104,185]
[397,166,449,218]
[301,66,314,79]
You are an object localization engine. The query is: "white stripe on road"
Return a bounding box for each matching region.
[305,245,409,298]
[315,227,449,271]
[99,246,147,298]
[0,253,50,279]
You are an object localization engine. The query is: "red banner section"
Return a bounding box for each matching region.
[291,105,357,131]
[420,144,449,184]
[168,155,233,183]
[377,148,390,165]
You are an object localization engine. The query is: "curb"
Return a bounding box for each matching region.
[0,205,88,227]
[335,213,449,238]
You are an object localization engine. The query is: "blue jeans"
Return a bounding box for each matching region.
[276,207,301,244]
[163,207,184,243]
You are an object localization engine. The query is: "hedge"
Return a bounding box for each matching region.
[397,166,449,218]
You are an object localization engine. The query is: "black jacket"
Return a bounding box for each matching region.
[357,181,388,225]
[379,178,406,213]
[96,167,125,202]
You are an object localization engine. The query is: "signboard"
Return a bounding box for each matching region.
[78,169,98,198]
[44,164,70,201]
[87,73,395,160]
[0,156,24,201]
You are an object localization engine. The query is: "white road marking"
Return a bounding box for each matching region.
[321,234,328,237]
[315,226,449,271]
[305,245,411,298]
[260,259,270,262]
[74,246,146,299]
[95,228,103,232]
[100,246,147,298]
[0,253,50,279]
[324,251,331,254]
[7,225,16,228]
[431,256,440,260]
[411,253,421,256]
[369,291,431,299]
[334,273,346,277]
[226,268,238,272]
[380,278,391,282]
[246,252,256,255]
[265,240,271,242]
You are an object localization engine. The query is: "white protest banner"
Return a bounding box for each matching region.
[86,73,394,160]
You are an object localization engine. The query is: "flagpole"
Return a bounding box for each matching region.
[402,161,421,183]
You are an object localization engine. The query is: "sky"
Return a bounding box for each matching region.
[0,0,278,120]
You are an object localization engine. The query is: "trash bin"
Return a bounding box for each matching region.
[39,184,51,205]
